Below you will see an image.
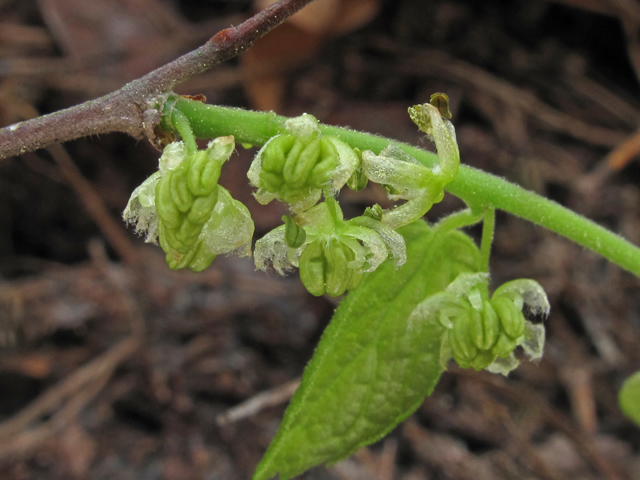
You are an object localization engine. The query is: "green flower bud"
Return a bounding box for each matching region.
[159,221,216,271]
[123,138,254,272]
[490,332,518,359]
[487,279,549,374]
[346,151,368,191]
[154,139,230,255]
[447,309,497,371]
[492,279,549,337]
[472,299,500,351]
[188,148,224,196]
[408,100,459,182]
[363,204,383,221]
[297,241,325,295]
[282,215,306,248]
[248,114,359,212]
[299,238,363,297]
[490,295,526,340]
[448,310,478,365]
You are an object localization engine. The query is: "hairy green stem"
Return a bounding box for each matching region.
[161,97,640,278]
[171,108,197,154]
[480,207,495,273]
[434,208,483,233]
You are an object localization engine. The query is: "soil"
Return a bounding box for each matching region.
[1,0,640,479]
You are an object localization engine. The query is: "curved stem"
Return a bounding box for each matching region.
[165,97,640,279]
[171,109,197,154]
[446,168,640,277]
[434,208,483,233]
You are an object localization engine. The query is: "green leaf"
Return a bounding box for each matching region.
[620,371,640,426]
[253,220,482,480]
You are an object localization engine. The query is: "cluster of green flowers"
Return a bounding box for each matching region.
[123,93,550,374]
[249,112,418,297]
[247,100,465,296]
[410,273,549,374]
[125,98,461,289]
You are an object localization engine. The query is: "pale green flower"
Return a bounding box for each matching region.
[124,137,254,272]
[409,273,549,374]
[361,100,460,228]
[248,114,359,212]
[254,198,406,297]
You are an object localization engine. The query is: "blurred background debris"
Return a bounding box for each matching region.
[2,0,640,478]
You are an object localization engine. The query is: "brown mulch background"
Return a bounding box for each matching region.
[2,0,640,479]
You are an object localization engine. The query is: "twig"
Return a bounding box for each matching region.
[0,249,146,463]
[0,0,317,160]
[377,438,398,480]
[0,365,111,463]
[216,378,301,426]
[0,332,141,442]
[372,38,630,148]
[47,143,139,265]
[457,370,627,480]
[607,128,640,169]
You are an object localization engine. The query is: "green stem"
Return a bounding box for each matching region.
[162,96,640,278]
[171,108,197,154]
[480,207,495,273]
[434,208,483,233]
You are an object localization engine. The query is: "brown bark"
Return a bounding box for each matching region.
[0,0,317,160]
